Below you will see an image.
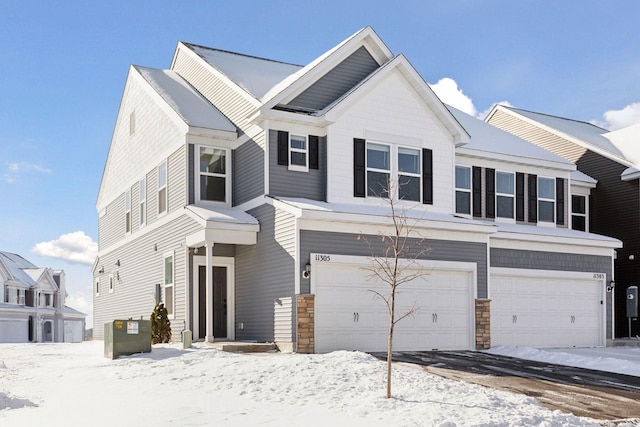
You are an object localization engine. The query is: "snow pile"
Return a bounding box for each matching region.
[0,342,606,426]
[487,346,640,377]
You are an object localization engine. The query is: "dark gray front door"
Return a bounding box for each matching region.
[198,266,228,339]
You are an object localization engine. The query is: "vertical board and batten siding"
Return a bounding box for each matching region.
[299,230,488,297]
[490,248,613,339]
[286,46,380,111]
[94,215,202,341]
[99,72,185,212]
[269,130,327,200]
[234,204,296,342]
[233,138,265,205]
[326,68,455,212]
[488,110,639,337]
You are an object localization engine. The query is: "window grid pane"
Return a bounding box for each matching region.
[399,175,420,201]
[455,166,471,190]
[367,143,390,171]
[200,147,226,175]
[398,147,420,174]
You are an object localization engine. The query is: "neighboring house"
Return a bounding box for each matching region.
[94,27,619,353]
[0,251,86,343]
[486,105,640,338]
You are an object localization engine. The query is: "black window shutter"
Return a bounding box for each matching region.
[528,174,538,223]
[277,131,288,166]
[472,166,482,217]
[486,168,495,219]
[516,172,525,222]
[309,135,319,170]
[353,139,366,198]
[422,149,433,205]
[556,177,565,225]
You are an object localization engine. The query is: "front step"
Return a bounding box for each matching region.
[209,341,278,353]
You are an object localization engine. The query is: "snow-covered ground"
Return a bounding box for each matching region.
[487,345,640,377]
[0,342,638,427]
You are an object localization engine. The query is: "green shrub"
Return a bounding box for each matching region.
[150,303,172,344]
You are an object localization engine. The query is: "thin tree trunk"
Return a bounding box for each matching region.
[386,286,396,399]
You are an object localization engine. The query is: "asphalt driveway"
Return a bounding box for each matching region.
[370,350,640,421]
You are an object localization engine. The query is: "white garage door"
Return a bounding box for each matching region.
[491,269,604,348]
[312,254,476,353]
[64,320,84,343]
[0,319,29,343]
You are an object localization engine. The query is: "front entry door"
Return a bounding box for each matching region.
[198,266,228,340]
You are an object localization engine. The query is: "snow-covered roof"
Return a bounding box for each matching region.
[570,169,597,187]
[185,205,259,226]
[449,106,574,170]
[134,65,235,132]
[603,122,640,165]
[183,43,302,100]
[493,222,621,248]
[0,251,38,287]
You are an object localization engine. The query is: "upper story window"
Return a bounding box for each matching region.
[366,143,391,198]
[496,171,514,219]
[158,161,167,215]
[398,147,421,201]
[538,177,555,223]
[572,194,587,231]
[125,189,131,234]
[139,178,146,227]
[4,287,25,305]
[289,134,308,172]
[39,292,53,308]
[164,252,174,317]
[455,166,471,215]
[198,146,228,204]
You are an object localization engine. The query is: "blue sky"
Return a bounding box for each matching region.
[1,1,639,325]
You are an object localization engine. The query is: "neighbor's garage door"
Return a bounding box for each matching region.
[312,254,476,353]
[491,269,604,348]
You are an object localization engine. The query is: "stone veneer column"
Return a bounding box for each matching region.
[475,299,491,350]
[296,294,315,354]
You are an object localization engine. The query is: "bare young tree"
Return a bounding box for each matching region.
[358,179,431,399]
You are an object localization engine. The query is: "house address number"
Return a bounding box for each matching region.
[593,273,605,279]
[314,254,331,262]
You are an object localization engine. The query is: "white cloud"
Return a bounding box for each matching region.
[477,101,514,120]
[602,102,640,131]
[429,77,477,117]
[3,161,52,183]
[32,231,98,265]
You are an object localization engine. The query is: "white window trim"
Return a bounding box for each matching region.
[537,176,556,225]
[158,160,168,216]
[125,189,132,235]
[495,171,515,222]
[139,178,146,227]
[288,134,309,173]
[397,145,421,202]
[195,145,231,207]
[163,251,175,320]
[455,165,472,216]
[571,193,588,232]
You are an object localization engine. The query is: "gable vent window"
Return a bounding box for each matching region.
[158,161,167,215]
[455,165,471,215]
[571,194,587,231]
[198,146,227,203]
[129,111,135,135]
[538,177,555,223]
[496,171,514,219]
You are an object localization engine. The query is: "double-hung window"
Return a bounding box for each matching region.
[496,172,515,219]
[572,194,586,231]
[158,161,167,215]
[289,134,308,172]
[455,166,472,215]
[398,147,421,201]
[125,189,131,234]
[139,178,146,227]
[164,252,174,317]
[538,177,555,223]
[366,143,391,198]
[198,146,227,203]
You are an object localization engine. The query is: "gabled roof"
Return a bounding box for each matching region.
[134,65,236,133]
[0,251,38,286]
[450,105,574,171]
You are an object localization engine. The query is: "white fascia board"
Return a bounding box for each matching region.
[456,147,575,172]
[185,227,257,246]
[248,107,331,128]
[491,232,621,252]
[621,167,640,181]
[172,42,262,109]
[267,197,304,217]
[492,105,635,169]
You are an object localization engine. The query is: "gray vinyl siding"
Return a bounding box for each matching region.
[300,230,488,297]
[490,248,613,338]
[233,138,265,205]
[269,130,327,200]
[285,46,380,112]
[93,214,201,341]
[234,204,296,342]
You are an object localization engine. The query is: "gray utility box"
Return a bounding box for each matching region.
[627,286,638,318]
[104,319,152,359]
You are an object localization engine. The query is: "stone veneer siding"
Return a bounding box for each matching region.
[475,299,491,350]
[296,294,315,354]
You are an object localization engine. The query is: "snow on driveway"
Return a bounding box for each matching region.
[0,341,620,427]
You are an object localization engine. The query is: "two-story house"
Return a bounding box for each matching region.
[486,105,640,338]
[94,27,619,352]
[0,251,86,343]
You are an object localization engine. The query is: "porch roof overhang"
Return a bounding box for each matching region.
[184,205,260,246]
